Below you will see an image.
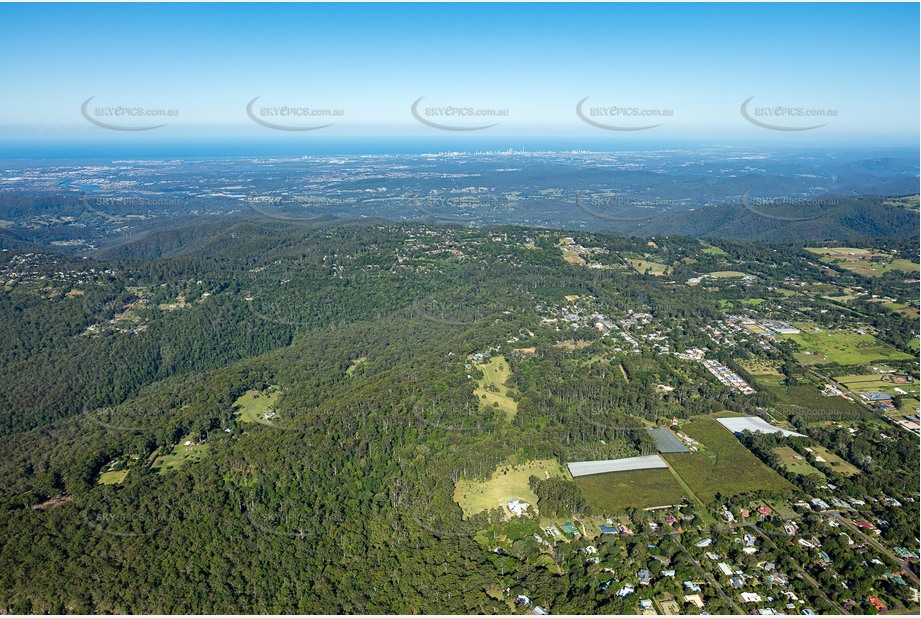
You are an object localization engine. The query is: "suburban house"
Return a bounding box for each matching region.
[684,594,705,609]
[868,596,886,612]
[507,500,528,517]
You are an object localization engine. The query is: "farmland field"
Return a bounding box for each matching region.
[663,417,794,503]
[782,327,914,366]
[764,384,869,420]
[574,468,688,513]
[454,459,565,519]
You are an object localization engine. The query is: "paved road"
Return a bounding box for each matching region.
[830,513,920,586]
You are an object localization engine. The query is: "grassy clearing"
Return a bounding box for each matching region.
[454,459,566,519]
[837,374,920,398]
[574,468,688,513]
[98,469,129,485]
[474,355,518,420]
[870,299,920,319]
[158,294,187,311]
[739,360,783,376]
[883,195,920,211]
[559,240,586,265]
[707,270,747,278]
[783,327,914,366]
[700,243,728,256]
[234,388,281,424]
[765,499,799,520]
[346,356,367,376]
[807,247,920,277]
[628,257,669,276]
[889,259,920,274]
[150,435,209,474]
[807,445,860,476]
[772,446,826,481]
[554,339,592,350]
[663,417,794,503]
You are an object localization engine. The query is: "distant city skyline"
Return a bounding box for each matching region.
[0,2,918,156]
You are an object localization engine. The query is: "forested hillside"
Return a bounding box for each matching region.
[0,220,917,613]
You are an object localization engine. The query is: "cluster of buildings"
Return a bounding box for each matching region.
[700,359,757,395]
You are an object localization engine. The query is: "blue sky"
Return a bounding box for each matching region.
[0,2,918,153]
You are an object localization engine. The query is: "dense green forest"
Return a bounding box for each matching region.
[0,219,917,613]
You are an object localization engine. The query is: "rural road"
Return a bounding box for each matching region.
[830,513,920,586]
[746,524,848,614]
[671,533,743,614]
